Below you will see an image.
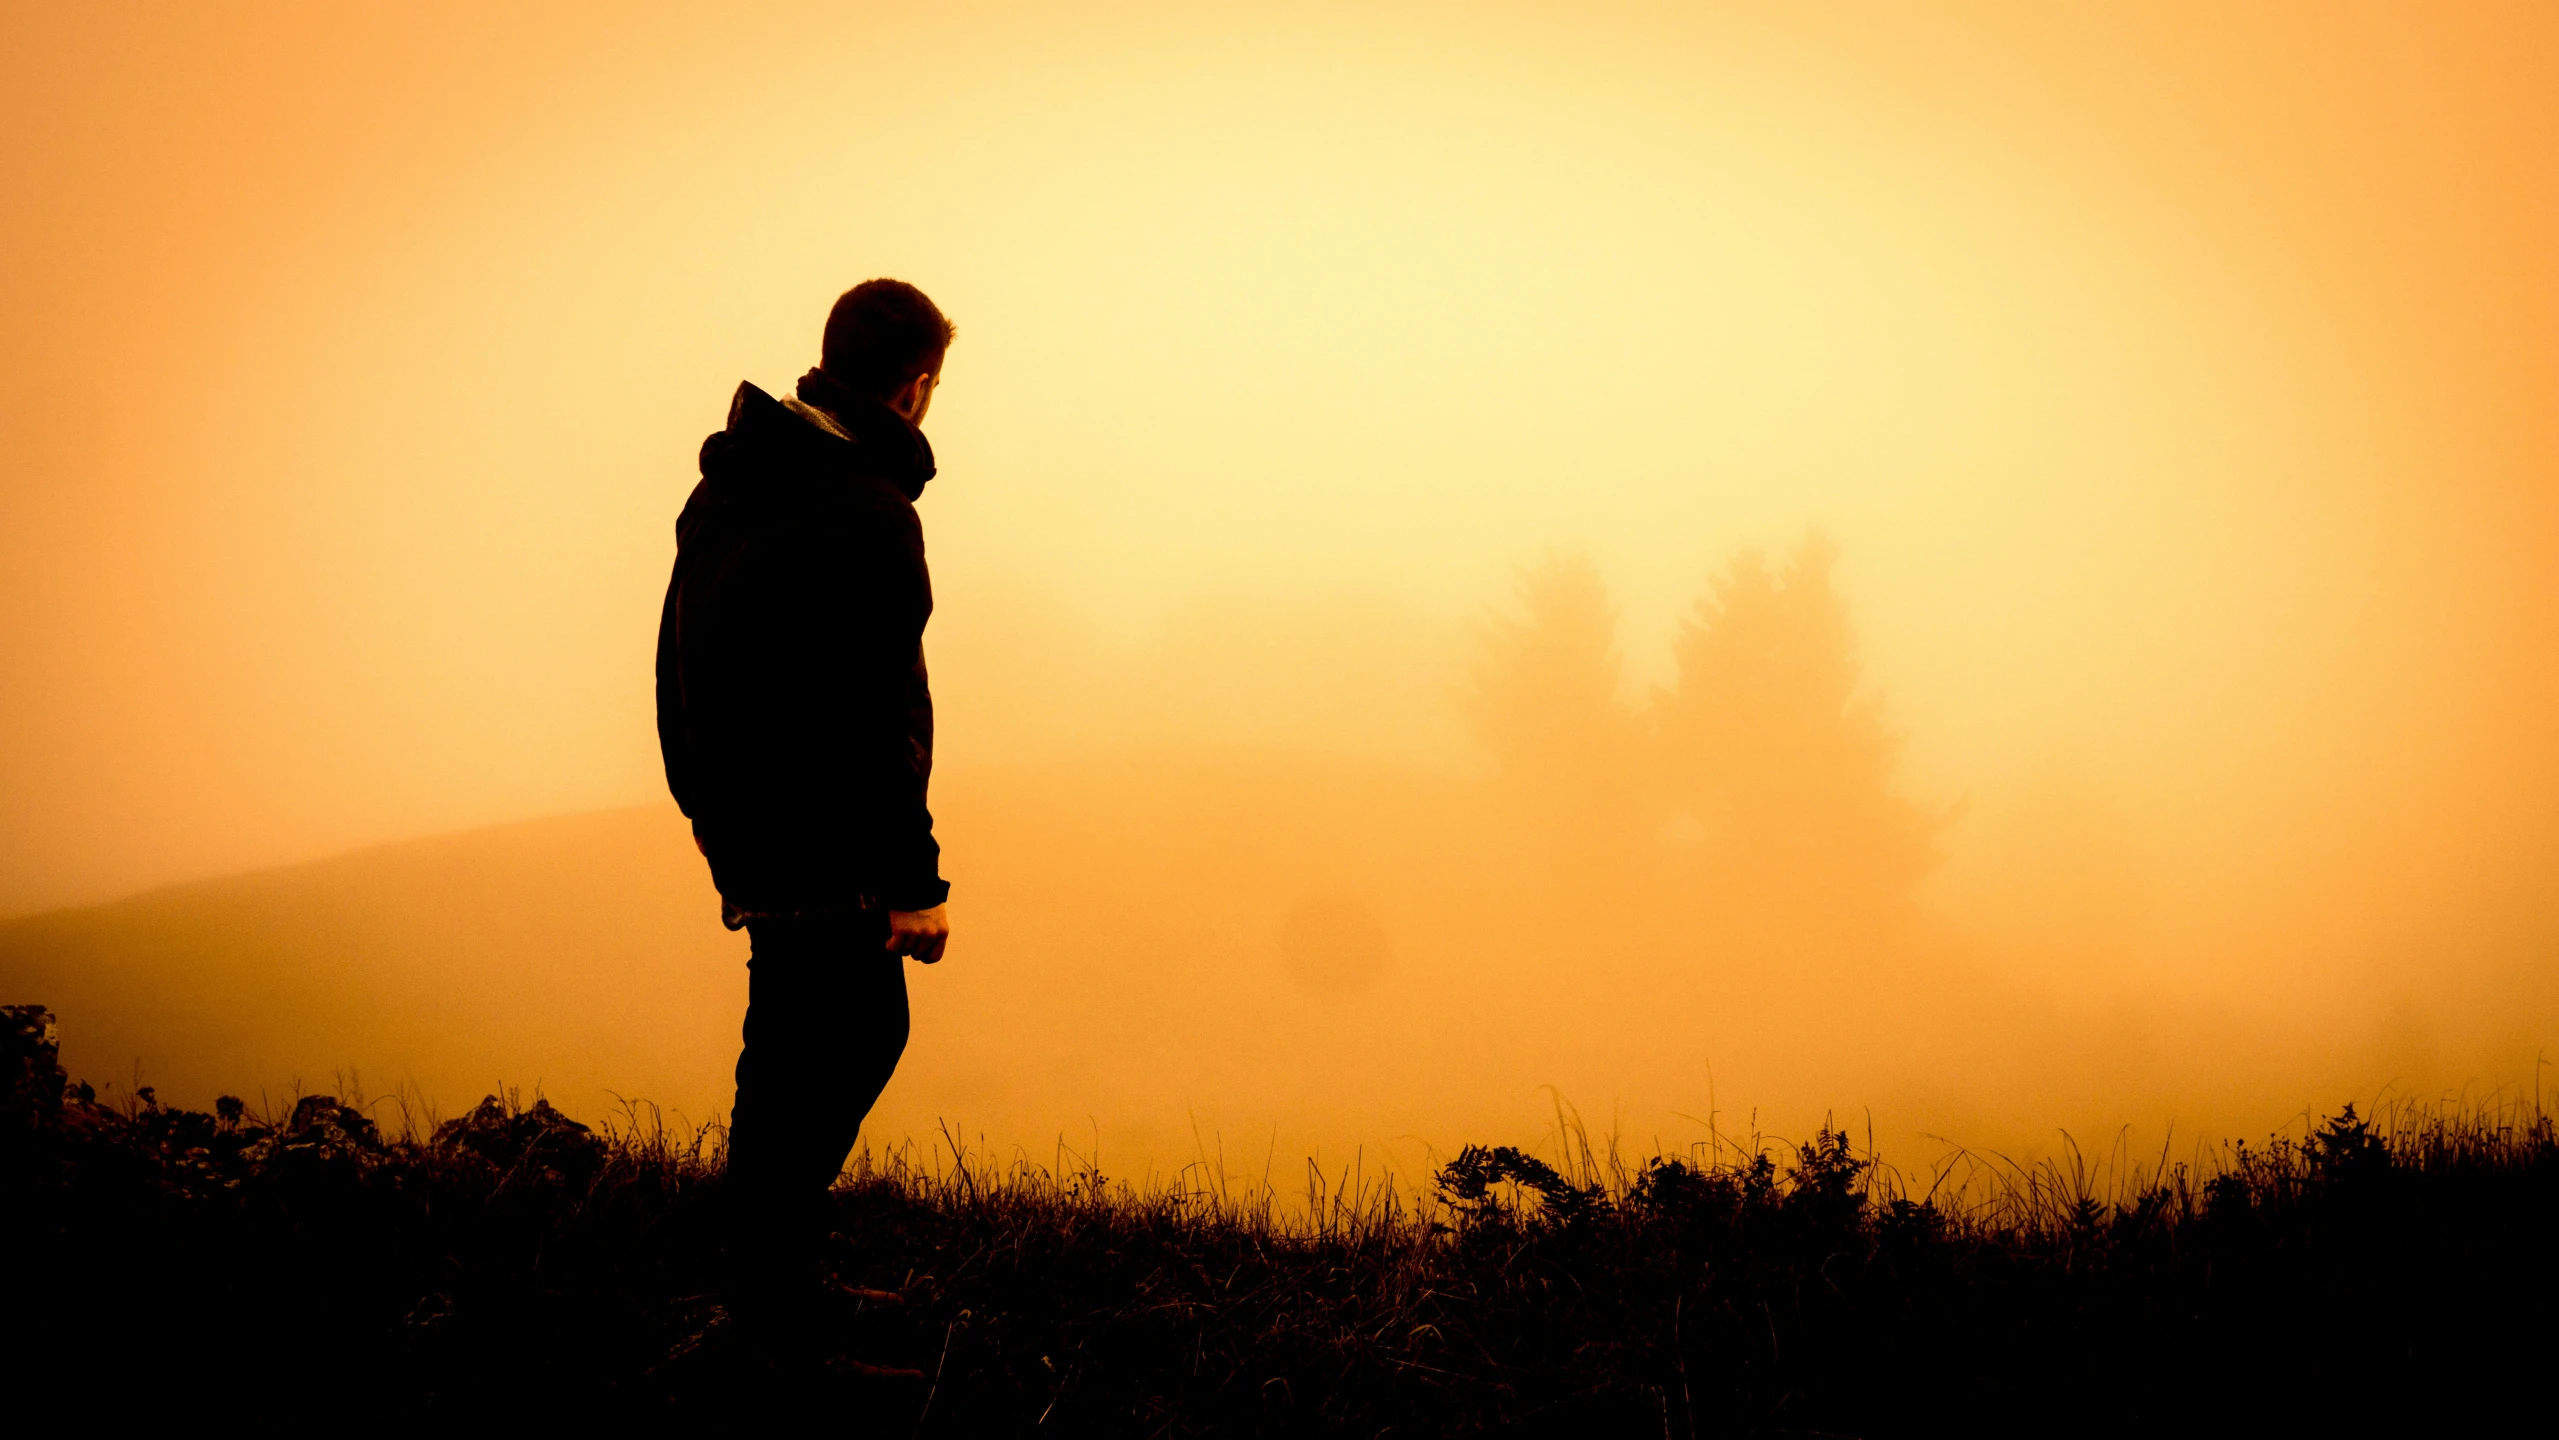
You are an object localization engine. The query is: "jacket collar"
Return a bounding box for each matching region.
[715,377,937,504]
[793,367,936,501]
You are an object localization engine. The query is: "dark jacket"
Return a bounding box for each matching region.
[654,371,949,915]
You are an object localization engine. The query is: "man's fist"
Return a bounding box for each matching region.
[886,904,950,964]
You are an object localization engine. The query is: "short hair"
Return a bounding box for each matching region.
[820,279,955,399]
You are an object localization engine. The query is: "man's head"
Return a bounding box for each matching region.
[821,279,954,424]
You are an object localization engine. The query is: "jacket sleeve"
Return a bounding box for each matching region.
[814,496,948,910]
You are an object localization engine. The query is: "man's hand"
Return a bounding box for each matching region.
[886,904,949,964]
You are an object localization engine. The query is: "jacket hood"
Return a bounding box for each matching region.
[699,376,936,503]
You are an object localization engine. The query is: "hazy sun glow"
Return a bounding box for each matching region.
[5,2,2556,1174]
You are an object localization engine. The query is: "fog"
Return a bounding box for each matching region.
[4,4,2556,1173]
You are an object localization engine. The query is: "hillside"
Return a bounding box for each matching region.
[0,752,1557,1163]
[0,748,2494,1174]
[0,803,741,1125]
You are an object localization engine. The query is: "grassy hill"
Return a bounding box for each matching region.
[5,1009,2550,1433]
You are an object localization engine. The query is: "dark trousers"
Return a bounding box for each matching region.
[725,908,909,1295]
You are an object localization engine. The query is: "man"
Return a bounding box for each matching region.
[655,279,955,1330]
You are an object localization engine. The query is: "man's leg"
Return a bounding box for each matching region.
[725,909,911,1314]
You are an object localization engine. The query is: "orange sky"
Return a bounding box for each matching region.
[5,5,2557,1140]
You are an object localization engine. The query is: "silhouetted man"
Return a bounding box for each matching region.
[655,280,954,1335]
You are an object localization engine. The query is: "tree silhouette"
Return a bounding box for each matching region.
[1463,553,1644,840]
[1654,535,1938,912]
[1462,539,1941,926]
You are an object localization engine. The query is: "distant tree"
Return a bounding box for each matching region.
[1463,554,1644,838]
[1653,536,1938,911]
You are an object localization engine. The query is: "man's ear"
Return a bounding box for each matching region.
[893,370,936,424]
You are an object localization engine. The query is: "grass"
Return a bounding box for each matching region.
[4,1002,2553,1434]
